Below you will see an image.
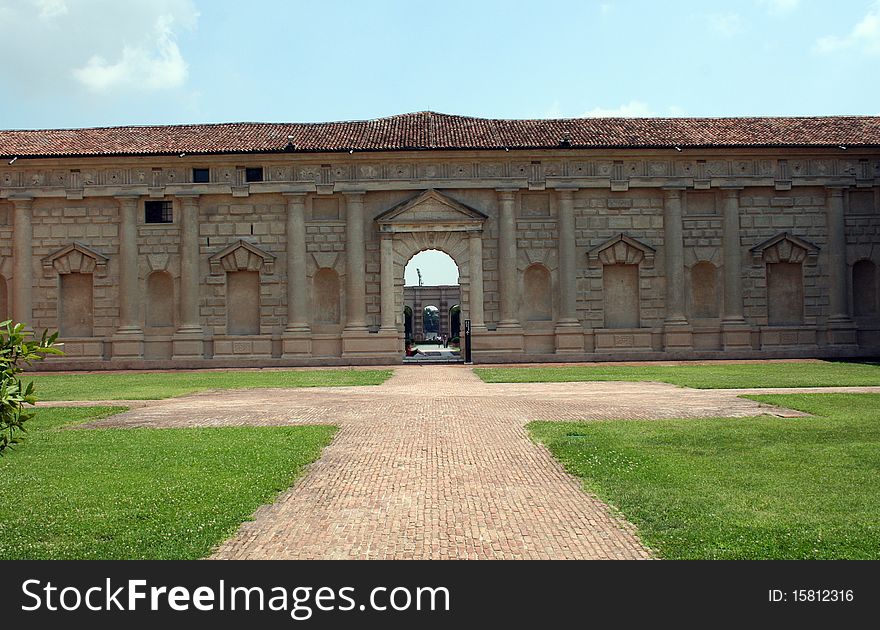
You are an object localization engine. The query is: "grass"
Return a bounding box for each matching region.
[529,393,880,559]
[24,368,393,400]
[476,361,880,389]
[0,407,337,559]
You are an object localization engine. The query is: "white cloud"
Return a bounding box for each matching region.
[74,14,188,91]
[815,2,880,54]
[543,101,563,118]
[583,101,656,118]
[758,0,800,15]
[541,102,685,119]
[599,2,613,15]
[0,0,198,97]
[35,0,68,19]
[708,12,744,37]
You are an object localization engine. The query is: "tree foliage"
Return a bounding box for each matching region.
[0,321,62,456]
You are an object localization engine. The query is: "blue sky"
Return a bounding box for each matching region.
[1,0,878,285]
[1,0,878,130]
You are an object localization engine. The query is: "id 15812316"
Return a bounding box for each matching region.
[769,589,855,603]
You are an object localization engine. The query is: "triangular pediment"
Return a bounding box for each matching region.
[588,233,655,267]
[42,242,109,275]
[376,189,487,232]
[750,232,819,264]
[209,239,275,274]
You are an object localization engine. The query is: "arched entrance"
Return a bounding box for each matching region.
[449,304,461,346]
[376,189,487,361]
[403,305,413,342]
[403,249,460,359]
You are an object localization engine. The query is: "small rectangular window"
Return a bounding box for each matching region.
[145,200,173,224]
[192,168,210,183]
[245,167,264,183]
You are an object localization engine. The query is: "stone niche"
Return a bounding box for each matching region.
[603,264,640,328]
[60,272,93,337]
[522,263,552,322]
[146,271,175,329]
[588,234,655,330]
[41,243,108,359]
[853,259,878,317]
[226,270,260,335]
[208,239,275,358]
[767,262,804,326]
[750,232,818,327]
[313,267,342,327]
[588,234,656,352]
[750,232,819,349]
[689,261,720,319]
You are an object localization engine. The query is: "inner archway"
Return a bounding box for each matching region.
[423,305,440,338]
[403,249,461,359]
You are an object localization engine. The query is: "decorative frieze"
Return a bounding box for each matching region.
[1,156,878,198]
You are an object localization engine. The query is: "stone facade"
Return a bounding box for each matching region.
[1,120,879,368]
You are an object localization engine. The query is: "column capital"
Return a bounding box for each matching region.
[8,194,33,208]
[114,194,140,208]
[720,186,744,197]
[496,188,518,200]
[342,190,366,200]
[826,186,848,197]
[176,193,200,208]
[556,188,578,201]
[282,191,308,202]
[662,187,685,199]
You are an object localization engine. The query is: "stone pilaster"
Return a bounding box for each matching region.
[487,188,523,354]
[826,186,857,346]
[555,188,584,353]
[342,192,378,358]
[496,189,521,329]
[282,193,311,357]
[467,231,486,330]
[172,194,204,359]
[663,188,692,350]
[343,192,367,332]
[112,194,144,359]
[379,233,397,333]
[10,196,33,328]
[720,187,751,350]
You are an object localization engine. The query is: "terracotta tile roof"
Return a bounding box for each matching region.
[1,111,879,158]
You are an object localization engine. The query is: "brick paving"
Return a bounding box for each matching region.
[60,366,878,560]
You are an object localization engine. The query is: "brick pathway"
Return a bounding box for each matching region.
[68,366,870,560]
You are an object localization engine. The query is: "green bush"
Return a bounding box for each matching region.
[0,322,61,456]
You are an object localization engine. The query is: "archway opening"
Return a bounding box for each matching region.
[449,305,461,347]
[423,305,439,338]
[403,249,461,360]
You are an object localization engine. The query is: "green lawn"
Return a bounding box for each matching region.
[0,407,336,559]
[24,368,393,400]
[476,361,880,389]
[529,393,880,559]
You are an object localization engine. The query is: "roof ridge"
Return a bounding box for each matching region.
[2,112,879,158]
[2,112,879,134]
